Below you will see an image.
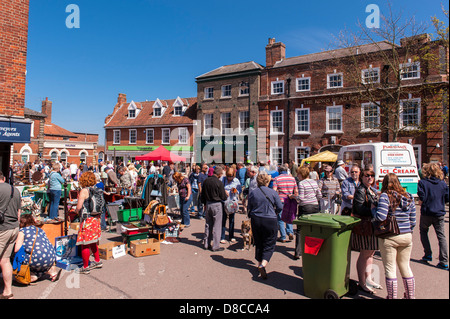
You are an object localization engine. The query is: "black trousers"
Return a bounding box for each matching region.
[251,216,278,263]
[295,204,320,257]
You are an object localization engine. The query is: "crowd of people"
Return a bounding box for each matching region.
[1,157,449,299]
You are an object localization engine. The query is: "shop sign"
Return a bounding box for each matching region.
[0,120,31,143]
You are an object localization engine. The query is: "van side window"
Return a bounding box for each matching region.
[364,151,373,169]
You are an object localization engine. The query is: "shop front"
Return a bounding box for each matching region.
[195,134,258,164]
[106,145,194,165]
[0,117,32,181]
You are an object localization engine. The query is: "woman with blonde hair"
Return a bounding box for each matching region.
[374,173,416,299]
[247,173,283,279]
[75,171,103,274]
[418,163,449,270]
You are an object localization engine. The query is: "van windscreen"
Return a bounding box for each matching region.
[380,150,412,166]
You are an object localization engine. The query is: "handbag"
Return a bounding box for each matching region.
[13,227,38,285]
[281,197,298,224]
[373,213,400,238]
[153,204,169,226]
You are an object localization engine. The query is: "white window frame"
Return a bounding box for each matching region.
[113,130,120,144]
[239,111,250,134]
[270,147,283,165]
[326,105,343,133]
[128,109,136,119]
[296,77,311,92]
[178,127,188,145]
[204,87,214,100]
[146,128,154,144]
[361,67,380,84]
[400,98,421,129]
[204,113,214,135]
[60,151,67,162]
[153,107,162,117]
[239,82,249,96]
[270,110,284,134]
[361,102,381,132]
[221,84,232,98]
[271,80,284,95]
[294,108,310,134]
[129,129,137,144]
[327,73,343,89]
[295,147,310,164]
[161,128,171,144]
[221,112,232,135]
[400,61,420,80]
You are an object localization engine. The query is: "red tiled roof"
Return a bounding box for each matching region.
[105,97,197,128]
[44,123,78,138]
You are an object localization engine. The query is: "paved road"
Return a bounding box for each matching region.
[2,205,449,302]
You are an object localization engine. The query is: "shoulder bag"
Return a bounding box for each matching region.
[373,204,400,238]
[13,227,38,285]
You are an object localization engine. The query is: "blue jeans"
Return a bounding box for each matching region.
[277,212,293,240]
[221,212,235,240]
[189,189,199,212]
[179,195,192,226]
[48,189,61,219]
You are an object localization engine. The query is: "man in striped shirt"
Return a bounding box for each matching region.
[273,165,298,242]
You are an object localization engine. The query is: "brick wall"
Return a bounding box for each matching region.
[0,0,29,117]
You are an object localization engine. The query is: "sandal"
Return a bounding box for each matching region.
[358,284,375,294]
[0,294,14,299]
[367,282,383,290]
[50,269,62,282]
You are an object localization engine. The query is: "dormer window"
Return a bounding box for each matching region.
[173,96,186,116]
[152,98,166,118]
[174,106,183,116]
[127,101,140,119]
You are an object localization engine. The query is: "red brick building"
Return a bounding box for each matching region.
[0,0,32,179]
[104,94,197,164]
[13,98,100,166]
[258,36,448,166]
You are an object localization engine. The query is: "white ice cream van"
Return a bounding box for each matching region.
[337,142,420,195]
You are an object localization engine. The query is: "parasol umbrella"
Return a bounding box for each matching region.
[135,146,186,162]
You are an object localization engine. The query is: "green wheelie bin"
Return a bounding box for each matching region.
[293,213,360,299]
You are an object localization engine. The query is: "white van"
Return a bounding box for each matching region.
[337,142,420,195]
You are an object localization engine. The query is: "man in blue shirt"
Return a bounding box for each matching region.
[340,165,360,214]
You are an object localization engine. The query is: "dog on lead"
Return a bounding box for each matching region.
[241,219,253,250]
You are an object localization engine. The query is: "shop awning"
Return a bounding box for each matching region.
[300,151,338,167]
[135,146,186,162]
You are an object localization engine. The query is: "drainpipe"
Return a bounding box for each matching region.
[286,78,291,163]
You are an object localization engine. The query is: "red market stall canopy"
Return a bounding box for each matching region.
[135,146,186,162]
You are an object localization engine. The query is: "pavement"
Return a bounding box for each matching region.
[1,204,448,302]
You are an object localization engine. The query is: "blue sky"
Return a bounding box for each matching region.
[24,0,448,144]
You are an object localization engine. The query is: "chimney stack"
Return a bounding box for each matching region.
[266,37,286,68]
[118,93,127,105]
[41,97,52,123]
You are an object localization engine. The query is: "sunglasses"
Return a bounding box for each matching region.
[350,171,359,174]
[364,174,375,178]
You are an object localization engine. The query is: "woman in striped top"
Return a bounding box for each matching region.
[374,173,416,299]
[293,166,322,259]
